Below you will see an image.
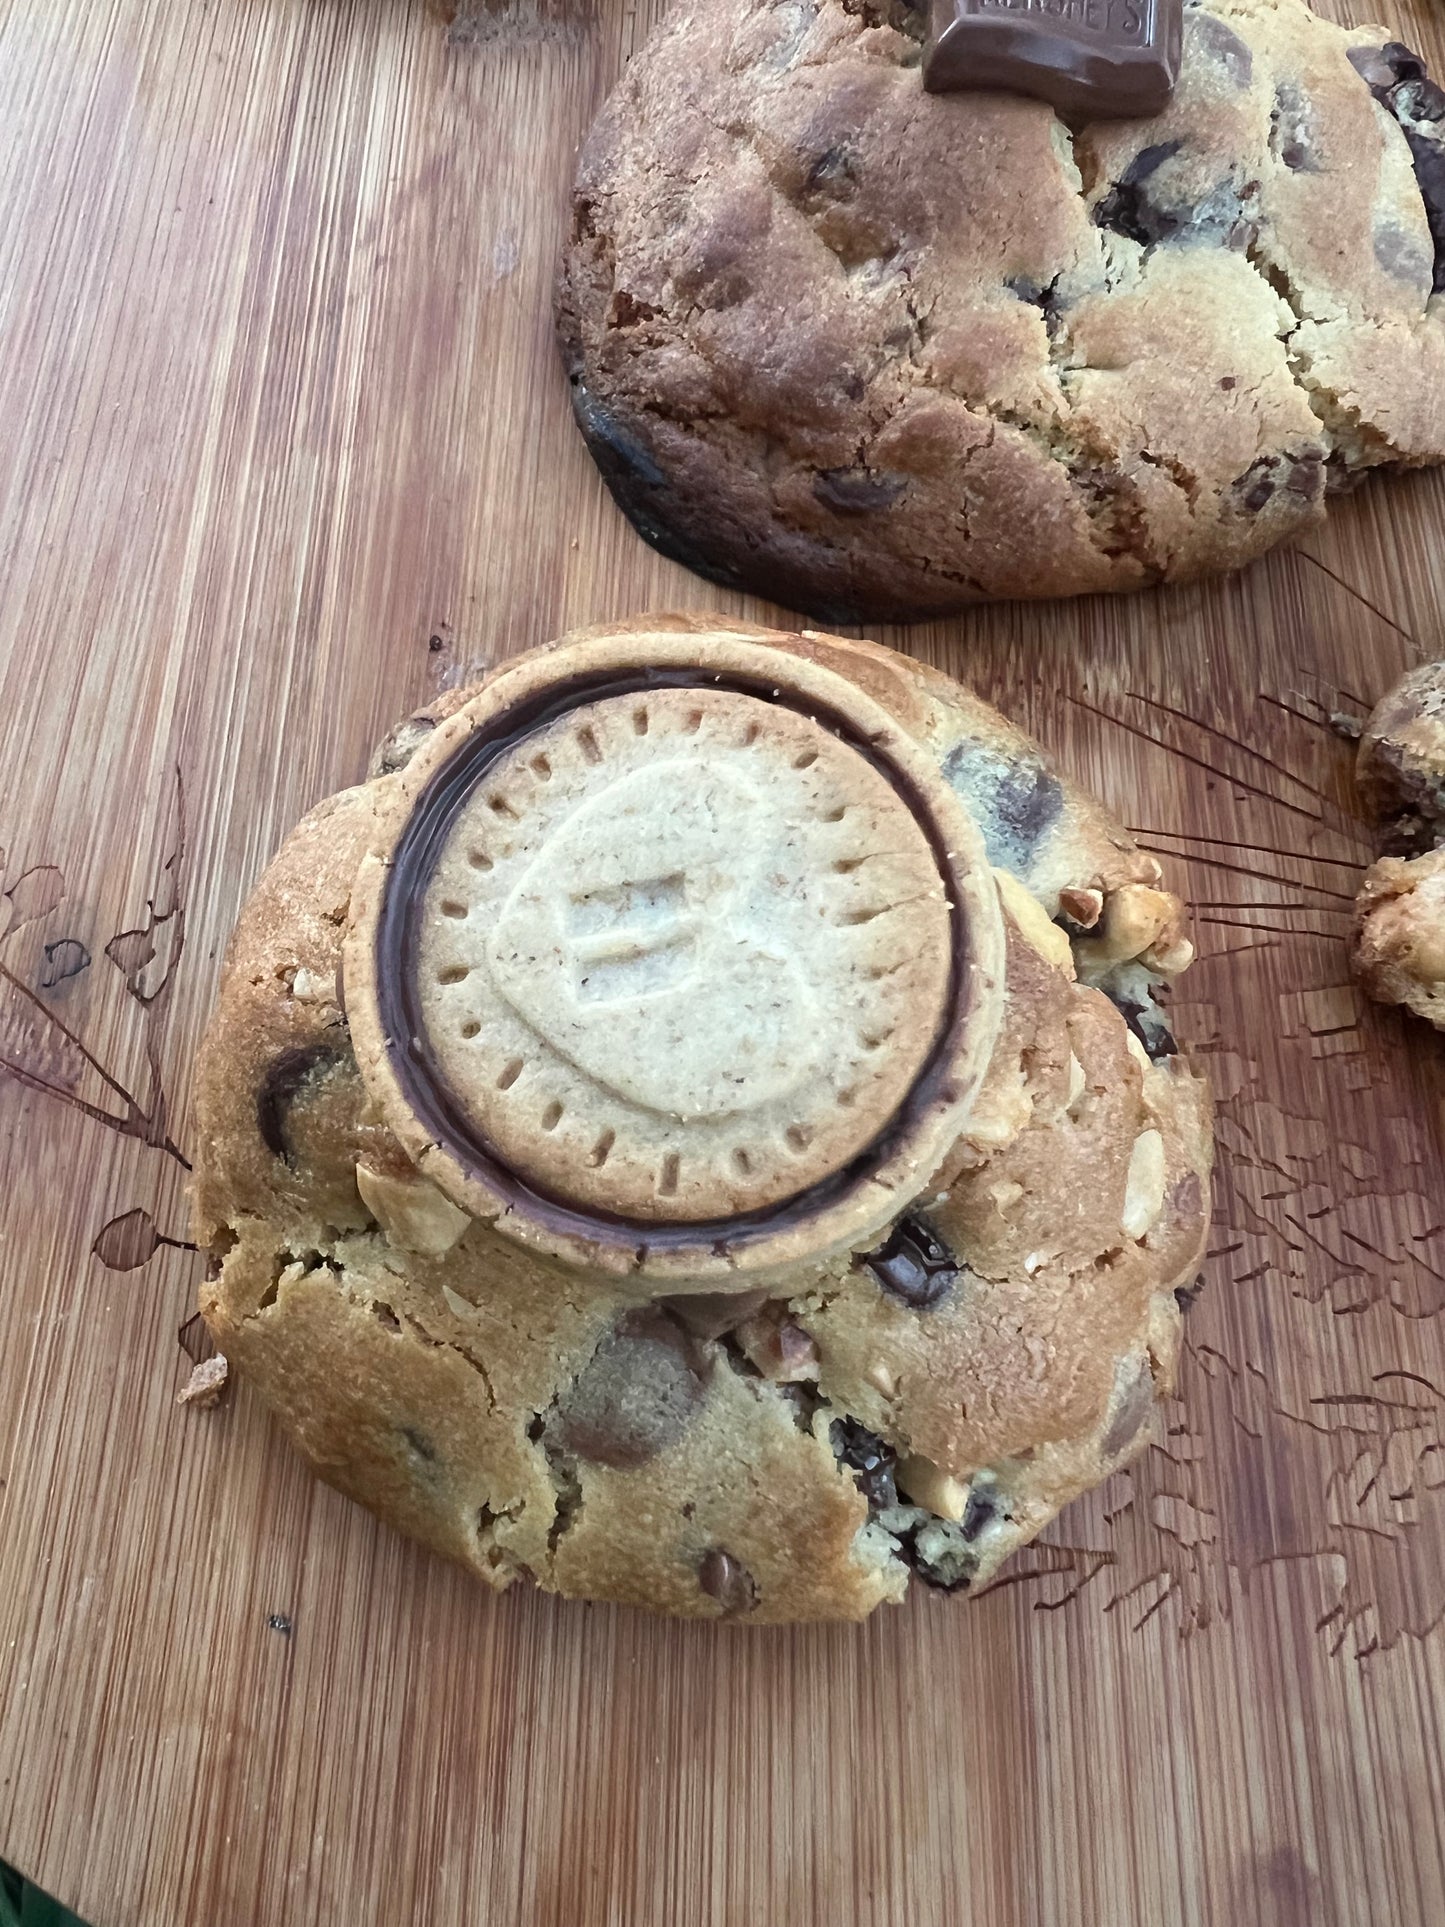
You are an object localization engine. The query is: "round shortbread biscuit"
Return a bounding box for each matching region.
[343,627,1009,1281]
[411,685,954,1220]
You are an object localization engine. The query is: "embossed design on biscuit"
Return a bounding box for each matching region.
[481,761,820,1117]
[402,680,960,1225]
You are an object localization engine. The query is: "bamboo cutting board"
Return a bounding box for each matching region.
[2,0,1444,1921]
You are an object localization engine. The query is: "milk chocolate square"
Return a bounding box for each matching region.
[924,0,1183,120]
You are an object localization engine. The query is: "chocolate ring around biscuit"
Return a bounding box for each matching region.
[344,628,1007,1281]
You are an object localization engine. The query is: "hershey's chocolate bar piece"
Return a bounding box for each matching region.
[924,0,1183,120]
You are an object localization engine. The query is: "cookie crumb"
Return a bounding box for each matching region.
[176,1354,229,1409]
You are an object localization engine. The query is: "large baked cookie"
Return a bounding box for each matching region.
[556,0,1445,621]
[193,618,1212,1622]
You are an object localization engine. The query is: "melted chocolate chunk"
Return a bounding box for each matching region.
[256,1044,346,1164]
[1190,11,1251,88]
[905,1518,980,1592]
[813,467,909,514]
[698,1547,759,1616]
[831,1417,898,1509]
[860,1216,959,1310]
[1007,274,1066,336]
[941,741,1064,872]
[873,1482,1010,1590]
[1231,451,1326,515]
[1100,970,1178,1061]
[1374,223,1432,291]
[555,1307,710,1469]
[1271,82,1318,173]
[924,0,1183,119]
[1350,42,1445,291]
[1095,147,1257,254]
[961,1487,997,1540]
[1093,142,1185,248]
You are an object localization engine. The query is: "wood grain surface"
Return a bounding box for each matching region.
[2,0,1445,1922]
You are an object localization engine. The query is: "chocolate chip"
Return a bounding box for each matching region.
[830,1417,898,1509]
[1349,45,1400,93]
[256,1044,345,1163]
[1099,970,1178,1061]
[860,1216,959,1310]
[698,1548,759,1616]
[1174,1275,1205,1312]
[555,1308,710,1469]
[1271,82,1319,173]
[1350,42,1445,290]
[1401,132,1445,290]
[907,1519,979,1592]
[1093,141,1184,248]
[1191,13,1252,87]
[1349,42,1426,97]
[1231,451,1325,516]
[1394,77,1445,123]
[661,1289,769,1341]
[812,467,908,514]
[942,741,1064,871]
[1288,453,1325,496]
[961,1487,997,1540]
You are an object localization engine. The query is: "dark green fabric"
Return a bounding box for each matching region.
[0,1860,89,1927]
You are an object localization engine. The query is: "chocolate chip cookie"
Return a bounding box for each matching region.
[556,0,1445,621]
[1352,660,1445,1029]
[193,617,1212,1621]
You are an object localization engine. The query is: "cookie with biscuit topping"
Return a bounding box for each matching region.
[192,618,1212,1621]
